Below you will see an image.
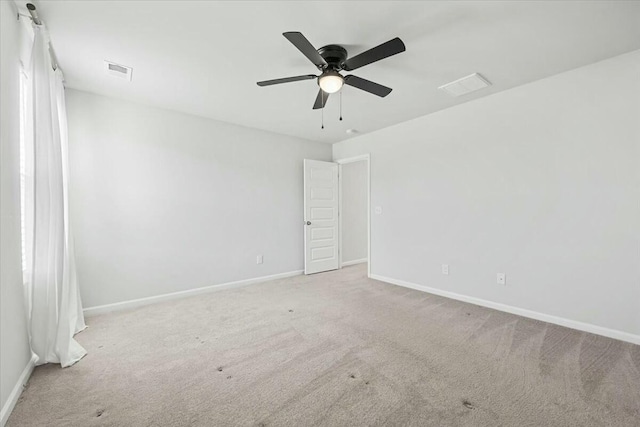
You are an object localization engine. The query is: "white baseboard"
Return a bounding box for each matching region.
[84,269,304,317]
[341,258,368,267]
[370,274,640,345]
[1,354,36,427]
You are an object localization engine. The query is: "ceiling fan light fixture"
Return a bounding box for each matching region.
[318,71,344,94]
[257,32,405,110]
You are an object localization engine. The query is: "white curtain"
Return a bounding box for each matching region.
[23,25,87,368]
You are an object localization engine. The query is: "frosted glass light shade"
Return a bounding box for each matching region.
[318,72,344,94]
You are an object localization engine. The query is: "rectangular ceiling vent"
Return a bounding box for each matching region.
[104,61,133,81]
[438,73,490,97]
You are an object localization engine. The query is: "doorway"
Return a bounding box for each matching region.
[337,155,370,276]
[303,155,370,276]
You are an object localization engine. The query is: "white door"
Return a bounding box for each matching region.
[304,159,339,274]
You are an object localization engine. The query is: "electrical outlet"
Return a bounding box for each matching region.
[374,206,383,215]
[256,255,263,265]
[497,273,506,285]
[442,264,449,275]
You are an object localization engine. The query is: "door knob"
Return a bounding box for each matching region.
[306,221,312,225]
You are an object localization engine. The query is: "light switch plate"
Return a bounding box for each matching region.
[257,255,263,264]
[442,264,449,275]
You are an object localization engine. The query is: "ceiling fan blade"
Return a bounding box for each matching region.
[283,32,327,68]
[344,75,392,97]
[257,74,317,87]
[343,37,405,71]
[312,89,329,109]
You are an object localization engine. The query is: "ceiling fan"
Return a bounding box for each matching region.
[257,32,406,110]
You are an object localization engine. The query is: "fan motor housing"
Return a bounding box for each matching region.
[317,45,348,70]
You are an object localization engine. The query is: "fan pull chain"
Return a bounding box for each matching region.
[321,91,324,129]
[339,90,343,121]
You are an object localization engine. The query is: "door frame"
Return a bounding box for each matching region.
[335,154,371,278]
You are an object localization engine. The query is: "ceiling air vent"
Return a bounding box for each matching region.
[438,73,490,97]
[104,61,133,81]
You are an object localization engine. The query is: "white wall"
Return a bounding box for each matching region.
[333,50,640,340]
[340,160,368,263]
[0,1,33,418]
[66,90,332,308]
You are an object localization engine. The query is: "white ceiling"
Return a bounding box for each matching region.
[31,1,640,143]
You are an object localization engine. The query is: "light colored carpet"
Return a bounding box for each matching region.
[8,264,640,426]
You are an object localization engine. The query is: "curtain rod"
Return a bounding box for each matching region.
[26,3,42,25]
